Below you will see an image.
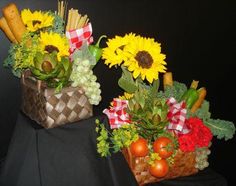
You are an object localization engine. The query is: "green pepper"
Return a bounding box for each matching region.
[89,35,107,62]
[181,88,199,109]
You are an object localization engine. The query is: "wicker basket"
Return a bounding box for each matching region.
[122,148,198,186]
[20,71,93,128]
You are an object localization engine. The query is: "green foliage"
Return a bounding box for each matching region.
[111,125,139,153]
[95,119,110,157]
[3,45,21,77]
[204,118,235,140]
[47,11,65,34]
[118,66,138,93]
[95,120,139,157]
[157,81,187,101]
[3,32,41,77]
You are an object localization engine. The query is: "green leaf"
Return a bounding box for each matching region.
[204,118,235,140]
[121,65,133,80]
[118,77,138,93]
[61,57,70,71]
[150,79,160,96]
[117,66,138,93]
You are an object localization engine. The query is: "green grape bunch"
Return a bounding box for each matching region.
[70,58,101,105]
[195,147,211,170]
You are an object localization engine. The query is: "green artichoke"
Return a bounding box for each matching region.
[31,52,72,91]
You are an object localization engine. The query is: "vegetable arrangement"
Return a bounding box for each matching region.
[0,1,104,105]
[96,33,235,179]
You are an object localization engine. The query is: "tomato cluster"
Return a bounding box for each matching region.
[129,136,175,178]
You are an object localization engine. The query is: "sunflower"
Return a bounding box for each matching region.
[123,36,166,83]
[21,9,54,32]
[102,33,136,68]
[39,32,69,61]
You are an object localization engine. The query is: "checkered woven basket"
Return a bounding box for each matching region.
[122,148,198,186]
[20,71,93,128]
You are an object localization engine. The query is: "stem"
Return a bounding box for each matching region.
[95,35,107,47]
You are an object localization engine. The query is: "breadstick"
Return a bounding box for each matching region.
[163,72,173,88]
[2,3,26,42]
[85,18,89,25]
[60,1,64,18]
[75,13,81,29]
[77,15,87,29]
[66,9,72,31]
[0,17,18,43]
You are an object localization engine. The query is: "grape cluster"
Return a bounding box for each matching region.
[195,147,211,170]
[70,59,101,105]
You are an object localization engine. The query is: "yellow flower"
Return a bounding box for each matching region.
[123,36,166,83]
[118,92,134,100]
[102,33,136,68]
[21,9,54,32]
[39,32,69,61]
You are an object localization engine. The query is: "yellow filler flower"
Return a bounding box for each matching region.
[39,32,69,61]
[123,36,167,83]
[21,9,54,32]
[118,92,134,100]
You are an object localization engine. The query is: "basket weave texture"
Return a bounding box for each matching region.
[20,71,93,128]
[122,148,198,186]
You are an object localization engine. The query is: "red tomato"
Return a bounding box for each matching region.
[153,137,174,159]
[149,159,169,178]
[130,138,149,157]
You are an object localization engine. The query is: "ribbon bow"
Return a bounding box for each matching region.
[103,98,130,129]
[166,97,190,134]
[66,23,93,53]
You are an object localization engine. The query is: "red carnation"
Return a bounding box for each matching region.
[178,117,213,152]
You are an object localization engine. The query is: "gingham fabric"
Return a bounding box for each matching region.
[103,98,130,129]
[166,97,190,134]
[66,23,93,53]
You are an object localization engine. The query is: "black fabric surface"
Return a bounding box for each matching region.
[0,112,227,186]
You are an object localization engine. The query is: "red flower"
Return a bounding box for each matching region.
[178,117,213,152]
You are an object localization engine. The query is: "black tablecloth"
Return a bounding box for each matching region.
[0,112,227,186]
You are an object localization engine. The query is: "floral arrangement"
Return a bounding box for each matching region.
[96,33,235,178]
[0,1,103,105]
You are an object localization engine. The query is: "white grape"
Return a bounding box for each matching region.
[70,58,102,105]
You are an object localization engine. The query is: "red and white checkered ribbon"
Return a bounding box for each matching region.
[166,97,190,134]
[66,23,93,53]
[103,98,131,129]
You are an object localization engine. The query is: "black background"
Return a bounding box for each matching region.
[0,0,235,185]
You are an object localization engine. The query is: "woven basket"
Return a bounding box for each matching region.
[122,148,198,186]
[20,71,93,128]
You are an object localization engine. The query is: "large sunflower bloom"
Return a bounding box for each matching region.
[123,36,166,83]
[39,32,69,61]
[102,33,136,68]
[21,9,54,32]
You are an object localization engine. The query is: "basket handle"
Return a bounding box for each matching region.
[21,70,42,93]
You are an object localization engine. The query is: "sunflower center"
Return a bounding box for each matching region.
[32,20,42,26]
[45,45,59,53]
[135,51,153,69]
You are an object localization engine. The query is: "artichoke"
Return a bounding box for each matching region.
[31,52,72,91]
